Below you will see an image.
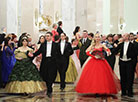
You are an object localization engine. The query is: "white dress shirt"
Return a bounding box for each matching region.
[83,38,87,44]
[131,40,134,43]
[120,41,131,61]
[60,40,66,55]
[46,41,52,57]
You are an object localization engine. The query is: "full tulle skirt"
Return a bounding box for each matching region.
[75,57,120,94]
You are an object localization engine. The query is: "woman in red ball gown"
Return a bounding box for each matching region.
[75,33,120,94]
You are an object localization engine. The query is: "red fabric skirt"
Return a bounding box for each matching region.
[75,57,120,94]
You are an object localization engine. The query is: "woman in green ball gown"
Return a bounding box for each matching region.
[5,37,46,94]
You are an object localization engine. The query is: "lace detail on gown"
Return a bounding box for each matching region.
[87,48,105,60]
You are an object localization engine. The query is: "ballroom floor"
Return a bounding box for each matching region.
[0,79,138,102]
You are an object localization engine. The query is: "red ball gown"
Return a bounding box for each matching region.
[75,48,120,94]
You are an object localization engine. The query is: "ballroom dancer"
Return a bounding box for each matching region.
[33,35,45,70]
[56,38,80,83]
[57,21,64,36]
[75,33,120,95]
[112,33,137,97]
[18,32,27,47]
[52,23,59,41]
[2,37,16,86]
[71,38,81,74]
[5,37,46,94]
[104,34,116,70]
[32,32,58,98]
[56,33,73,91]
[73,26,81,40]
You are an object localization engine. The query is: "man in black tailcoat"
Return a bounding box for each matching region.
[32,32,58,98]
[112,33,137,97]
[56,33,73,91]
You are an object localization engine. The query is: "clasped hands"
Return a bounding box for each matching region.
[28,52,34,57]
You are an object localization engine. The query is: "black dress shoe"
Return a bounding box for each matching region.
[121,93,127,97]
[47,93,52,98]
[128,94,133,97]
[60,88,64,92]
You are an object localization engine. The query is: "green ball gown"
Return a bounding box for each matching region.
[5,48,46,93]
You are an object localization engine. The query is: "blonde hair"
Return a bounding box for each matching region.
[91,33,101,48]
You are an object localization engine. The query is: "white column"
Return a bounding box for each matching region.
[0,0,7,32]
[110,0,119,34]
[21,0,39,43]
[62,0,76,40]
[0,0,18,34]
[103,0,110,34]
[17,0,21,37]
[7,0,18,34]
[87,0,96,33]
[96,0,103,33]
[124,0,138,33]
[76,0,87,32]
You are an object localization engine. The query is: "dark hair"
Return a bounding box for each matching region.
[37,35,45,44]
[11,33,15,35]
[11,34,17,41]
[58,21,62,26]
[60,33,66,36]
[21,37,28,46]
[107,34,113,39]
[71,38,76,43]
[46,32,53,36]
[54,35,60,41]
[21,33,28,40]
[73,26,80,35]
[88,33,94,38]
[83,30,88,33]
[130,32,134,36]
[27,33,30,36]
[4,37,15,53]
[65,36,69,42]
[112,34,116,37]
[4,37,11,47]
[22,32,27,36]
[130,32,134,34]
[113,34,118,37]
[118,34,122,39]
